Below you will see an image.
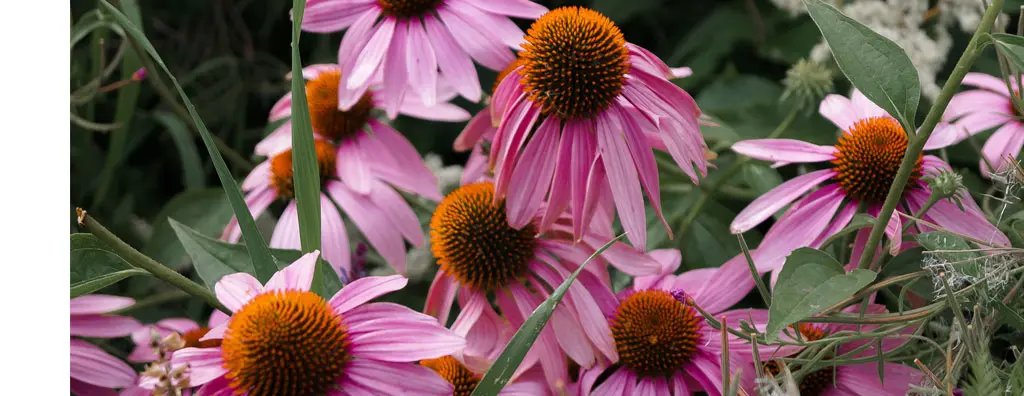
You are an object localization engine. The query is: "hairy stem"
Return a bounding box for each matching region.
[856,0,1004,270]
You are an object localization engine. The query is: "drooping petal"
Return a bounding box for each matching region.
[347,18,396,90]
[755,185,846,273]
[221,186,276,243]
[302,0,375,33]
[424,271,459,324]
[597,110,647,249]
[319,193,352,278]
[424,14,481,102]
[70,315,141,338]
[269,201,301,250]
[980,122,1024,175]
[327,181,407,272]
[506,116,560,229]
[364,120,442,200]
[336,131,374,194]
[962,72,1012,94]
[346,306,465,361]
[833,363,921,396]
[465,0,547,19]
[405,20,439,107]
[436,6,513,70]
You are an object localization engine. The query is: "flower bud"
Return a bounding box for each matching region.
[781,59,834,114]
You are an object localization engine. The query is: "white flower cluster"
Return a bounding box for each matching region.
[773,0,1003,100]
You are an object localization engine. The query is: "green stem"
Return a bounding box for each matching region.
[856,0,1004,270]
[738,234,772,305]
[680,108,799,236]
[77,208,228,313]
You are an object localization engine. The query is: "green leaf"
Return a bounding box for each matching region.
[289,0,322,255]
[144,189,232,270]
[471,234,628,395]
[995,300,1024,331]
[170,219,253,289]
[153,111,205,190]
[98,0,279,282]
[819,213,875,249]
[991,33,1024,72]
[168,219,342,297]
[741,163,783,196]
[72,269,149,298]
[766,248,876,340]
[804,0,920,129]
[71,233,140,296]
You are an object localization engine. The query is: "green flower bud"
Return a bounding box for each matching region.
[781,59,834,114]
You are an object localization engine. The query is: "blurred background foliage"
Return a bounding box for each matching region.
[70,0,1018,319]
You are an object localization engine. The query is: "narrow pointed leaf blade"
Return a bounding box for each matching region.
[98,0,278,282]
[804,0,920,129]
[471,234,628,395]
[289,0,322,253]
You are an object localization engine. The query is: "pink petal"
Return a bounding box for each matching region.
[454,110,493,151]
[539,124,573,232]
[405,16,437,106]
[912,189,1010,247]
[689,253,756,314]
[506,116,560,229]
[336,136,374,194]
[170,347,227,386]
[379,20,409,118]
[962,72,1012,94]
[466,0,547,19]
[617,105,668,236]
[850,89,889,120]
[337,8,380,109]
[367,182,423,246]
[395,97,471,121]
[568,121,597,239]
[730,168,835,233]
[447,0,525,49]
[819,94,858,131]
[339,359,453,395]
[221,186,275,243]
[492,96,541,199]
[70,340,137,388]
[269,201,301,250]
[755,185,846,273]
[265,250,320,292]
[424,271,458,324]
[70,315,141,338]
[327,181,407,273]
[834,363,922,396]
[348,18,396,90]
[424,14,481,102]
[346,310,465,362]
[364,120,441,200]
[319,193,352,278]
[592,368,631,396]
[70,295,135,315]
[597,111,647,249]
[981,122,1024,175]
[302,0,375,33]
[436,6,513,70]
[731,139,836,167]
[330,275,408,314]
[214,272,264,312]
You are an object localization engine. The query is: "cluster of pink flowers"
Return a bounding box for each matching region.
[70,1,1011,395]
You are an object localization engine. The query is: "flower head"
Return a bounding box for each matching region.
[489,6,705,249]
[301,0,547,116]
[172,251,465,396]
[425,180,668,388]
[577,251,774,396]
[223,64,457,277]
[941,73,1024,176]
[730,90,1009,280]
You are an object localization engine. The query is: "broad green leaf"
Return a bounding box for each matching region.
[819,213,875,249]
[144,189,232,270]
[169,219,342,298]
[71,234,138,296]
[289,0,322,254]
[471,234,627,395]
[766,248,876,340]
[72,269,149,298]
[98,0,279,282]
[804,0,920,129]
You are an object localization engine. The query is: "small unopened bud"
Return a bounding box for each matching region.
[131,67,147,81]
[927,171,966,210]
[781,59,834,114]
[670,289,691,304]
